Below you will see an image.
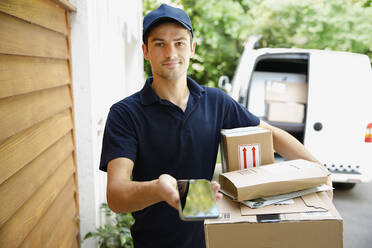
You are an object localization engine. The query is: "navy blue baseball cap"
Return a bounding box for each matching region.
[143,4,193,43]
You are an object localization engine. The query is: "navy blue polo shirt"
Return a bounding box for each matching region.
[100,77,259,248]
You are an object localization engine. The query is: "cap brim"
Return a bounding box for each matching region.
[143,17,193,42]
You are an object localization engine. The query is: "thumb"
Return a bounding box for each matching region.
[158,174,179,209]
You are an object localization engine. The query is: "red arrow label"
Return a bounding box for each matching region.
[252,147,256,167]
[243,147,247,169]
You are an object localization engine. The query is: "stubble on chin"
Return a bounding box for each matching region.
[155,66,188,81]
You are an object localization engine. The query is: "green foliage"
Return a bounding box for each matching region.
[142,0,372,87]
[247,0,372,57]
[84,203,134,248]
[182,0,251,87]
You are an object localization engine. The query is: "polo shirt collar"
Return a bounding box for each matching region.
[140,77,159,105]
[140,77,205,105]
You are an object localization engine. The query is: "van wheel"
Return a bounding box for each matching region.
[333,182,356,190]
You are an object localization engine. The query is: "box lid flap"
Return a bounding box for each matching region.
[221,126,269,137]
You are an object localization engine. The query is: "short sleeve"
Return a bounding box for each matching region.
[99,105,138,172]
[222,94,260,129]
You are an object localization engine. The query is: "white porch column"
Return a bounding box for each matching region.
[69,0,143,247]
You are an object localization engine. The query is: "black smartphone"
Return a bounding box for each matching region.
[177,179,219,221]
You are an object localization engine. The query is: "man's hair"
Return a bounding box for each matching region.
[143,19,193,48]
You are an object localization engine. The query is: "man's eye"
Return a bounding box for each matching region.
[155,43,164,47]
[176,42,185,46]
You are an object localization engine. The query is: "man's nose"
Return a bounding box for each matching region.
[164,44,177,59]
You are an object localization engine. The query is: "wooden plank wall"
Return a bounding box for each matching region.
[0,0,79,247]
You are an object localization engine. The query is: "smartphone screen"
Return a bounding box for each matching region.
[177,179,219,221]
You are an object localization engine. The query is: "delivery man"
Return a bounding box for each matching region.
[99,4,331,248]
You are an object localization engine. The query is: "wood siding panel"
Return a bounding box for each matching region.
[0,132,74,226]
[0,1,79,247]
[0,85,72,142]
[0,109,73,184]
[52,211,79,248]
[20,178,76,248]
[61,224,79,248]
[0,11,68,59]
[0,155,75,248]
[46,216,78,248]
[51,0,76,12]
[51,218,79,248]
[0,0,67,34]
[0,54,70,99]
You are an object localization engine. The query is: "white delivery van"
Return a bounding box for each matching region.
[220,37,372,188]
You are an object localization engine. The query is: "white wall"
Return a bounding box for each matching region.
[69,1,143,247]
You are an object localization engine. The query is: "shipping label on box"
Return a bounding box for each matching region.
[238,144,260,169]
[220,127,274,172]
[219,159,330,201]
[265,80,308,104]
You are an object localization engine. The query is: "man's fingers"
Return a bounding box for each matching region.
[158,174,179,209]
[168,189,180,209]
[215,192,223,201]
[211,181,220,192]
[327,189,334,201]
[326,176,333,201]
[211,181,223,201]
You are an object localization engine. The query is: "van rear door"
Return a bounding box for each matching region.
[305,50,372,182]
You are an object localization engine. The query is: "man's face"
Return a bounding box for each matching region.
[142,22,195,81]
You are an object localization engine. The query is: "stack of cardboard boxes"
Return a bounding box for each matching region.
[206,127,343,248]
[265,80,308,123]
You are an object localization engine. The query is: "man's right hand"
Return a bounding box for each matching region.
[107,159,180,213]
[157,174,179,210]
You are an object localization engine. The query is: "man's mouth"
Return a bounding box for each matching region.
[163,61,180,68]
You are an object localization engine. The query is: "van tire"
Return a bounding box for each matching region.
[333,182,356,190]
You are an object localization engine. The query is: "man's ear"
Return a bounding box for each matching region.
[142,44,149,61]
[191,41,196,57]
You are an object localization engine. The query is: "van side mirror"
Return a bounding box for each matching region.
[218,75,232,94]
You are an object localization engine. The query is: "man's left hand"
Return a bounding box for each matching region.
[211,181,223,201]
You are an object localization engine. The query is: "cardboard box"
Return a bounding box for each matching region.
[204,193,343,248]
[267,101,305,123]
[219,159,330,201]
[265,80,308,104]
[220,127,274,172]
